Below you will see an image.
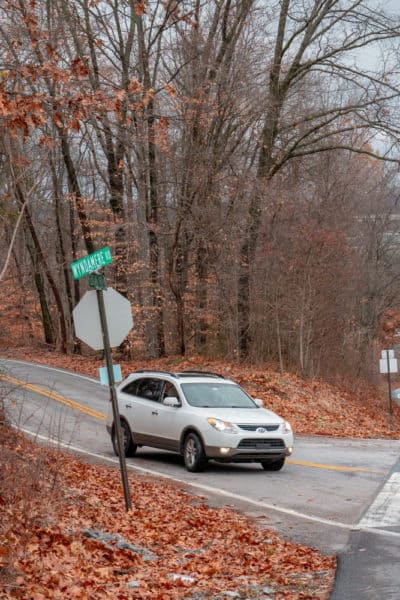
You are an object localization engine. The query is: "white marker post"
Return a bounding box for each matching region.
[379,349,398,417]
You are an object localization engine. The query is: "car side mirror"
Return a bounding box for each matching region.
[254,398,264,408]
[163,396,181,407]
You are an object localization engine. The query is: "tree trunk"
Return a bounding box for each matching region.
[168,236,187,356]
[104,125,129,297]
[24,228,56,344]
[15,183,68,352]
[59,132,95,255]
[195,242,208,351]
[137,16,165,357]
[51,157,74,341]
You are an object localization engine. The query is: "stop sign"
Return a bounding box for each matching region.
[72,288,133,350]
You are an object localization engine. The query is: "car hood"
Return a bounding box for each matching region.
[192,406,283,424]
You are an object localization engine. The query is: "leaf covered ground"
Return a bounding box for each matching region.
[0,423,335,600]
[1,344,399,599]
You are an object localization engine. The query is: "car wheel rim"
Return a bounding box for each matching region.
[185,438,197,467]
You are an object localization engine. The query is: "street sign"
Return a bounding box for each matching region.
[379,349,398,374]
[88,272,107,290]
[71,247,113,280]
[379,358,398,374]
[72,288,133,350]
[391,388,400,406]
[379,349,397,418]
[99,365,122,385]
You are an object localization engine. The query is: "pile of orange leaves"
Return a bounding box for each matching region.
[0,425,335,599]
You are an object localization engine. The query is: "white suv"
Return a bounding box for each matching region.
[106,370,294,472]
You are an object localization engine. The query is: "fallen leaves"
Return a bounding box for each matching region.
[0,427,336,599]
[1,345,397,597]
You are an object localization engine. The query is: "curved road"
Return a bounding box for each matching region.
[1,358,400,598]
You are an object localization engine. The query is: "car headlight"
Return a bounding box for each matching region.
[207,418,238,434]
[282,420,292,434]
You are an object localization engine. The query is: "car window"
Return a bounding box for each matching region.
[121,378,162,402]
[120,380,138,396]
[181,382,256,408]
[162,381,179,401]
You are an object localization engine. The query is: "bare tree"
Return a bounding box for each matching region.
[1,0,400,381]
[237,0,400,357]
[163,0,257,353]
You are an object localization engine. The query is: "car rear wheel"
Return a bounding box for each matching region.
[261,457,285,471]
[112,420,137,457]
[183,433,208,472]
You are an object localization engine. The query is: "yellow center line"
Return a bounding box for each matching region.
[0,373,387,475]
[0,374,107,421]
[287,458,385,474]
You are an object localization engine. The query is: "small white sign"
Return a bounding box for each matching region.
[99,364,122,385]
[379,358,398,374]
[381,349,395,359]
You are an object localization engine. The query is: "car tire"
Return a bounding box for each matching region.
[183,433,208,472]
[112,420,137,457]
[261,457,285,471]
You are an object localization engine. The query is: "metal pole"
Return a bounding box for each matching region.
[386,349,393,418]
[96,286,132,511]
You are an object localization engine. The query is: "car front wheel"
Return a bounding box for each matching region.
[112,420,137,457]
[261,457,285,471]
[183,433,208,472]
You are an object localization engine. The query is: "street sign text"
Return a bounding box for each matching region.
[71,247,113,280]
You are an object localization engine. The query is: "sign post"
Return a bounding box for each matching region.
[95,280,132,511]
[71,248,132,511]
[379,349,398,418]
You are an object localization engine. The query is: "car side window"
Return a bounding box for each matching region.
[135,378,162,402]
[120,378,162,401]
[120,380,138,396]
[162,381,180,402]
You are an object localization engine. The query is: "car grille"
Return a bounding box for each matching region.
[238,424,279,432]
[238,438,285,449]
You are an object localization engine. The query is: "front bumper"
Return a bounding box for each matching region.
[204,435,293,462]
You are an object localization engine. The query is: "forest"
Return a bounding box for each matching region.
[1,0,400,381]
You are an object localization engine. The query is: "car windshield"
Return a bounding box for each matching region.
[181,382,257,408]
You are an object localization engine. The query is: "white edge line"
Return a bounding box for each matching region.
[17,426,400,540]
[0,358,99,384]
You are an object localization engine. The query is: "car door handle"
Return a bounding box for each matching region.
[126,404,132,409]
[152,410,159,416]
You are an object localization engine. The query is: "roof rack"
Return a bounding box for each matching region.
[129,369,226,380]
[132,369,177,377]
[176,370,225,379]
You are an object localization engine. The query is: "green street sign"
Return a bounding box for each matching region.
[88,272,107,290]
[71,247,113,280]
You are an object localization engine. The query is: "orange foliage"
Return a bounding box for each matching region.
[0,426,336,599]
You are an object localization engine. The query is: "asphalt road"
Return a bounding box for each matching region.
[1,358,400,599]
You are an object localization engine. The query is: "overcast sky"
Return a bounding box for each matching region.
[353,1,400,71]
